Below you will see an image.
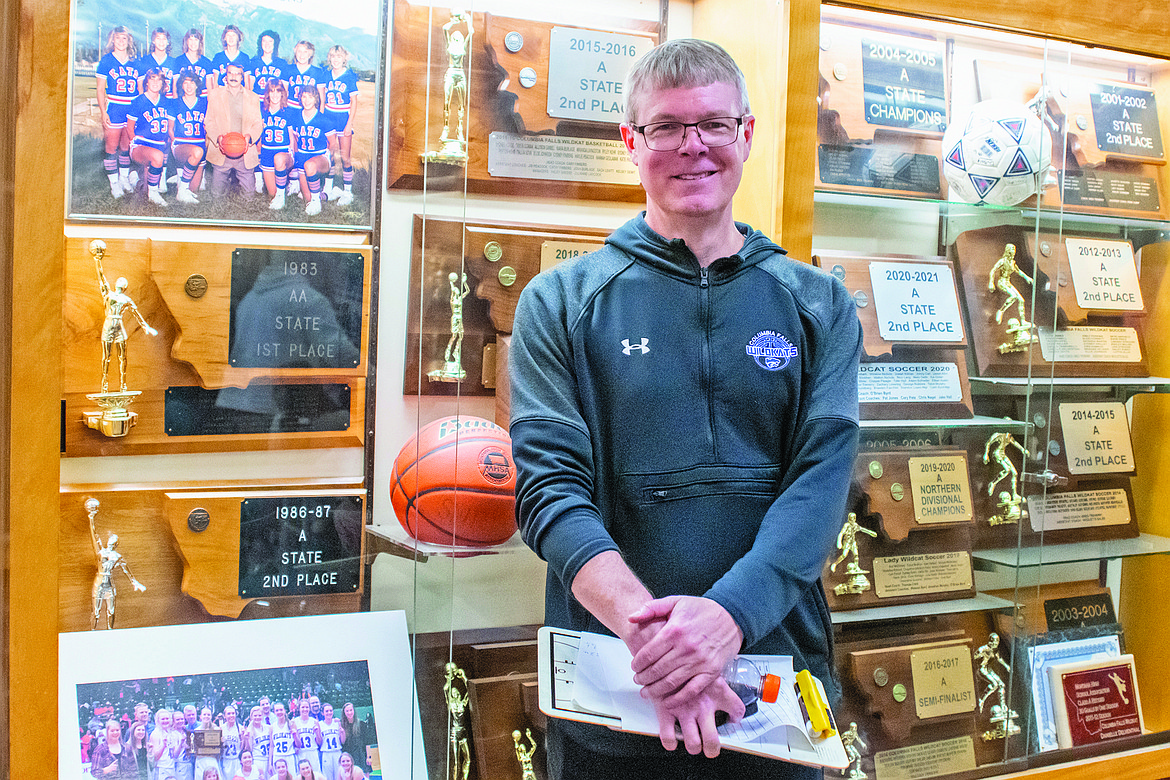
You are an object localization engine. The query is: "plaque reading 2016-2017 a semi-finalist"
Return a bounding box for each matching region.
[229,249,364,369]
[238,496,362,598]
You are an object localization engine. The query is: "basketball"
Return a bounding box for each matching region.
[390,415,518,547]
[220,131,248,159]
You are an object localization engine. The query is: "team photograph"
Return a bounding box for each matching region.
[67,0,381,228]
[74,660,379,780]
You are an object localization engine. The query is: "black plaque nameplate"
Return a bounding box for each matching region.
[238,495,362,598]
[1044,593,1117,631]
[861,36,946,132]
[859,429,943,451]
[229,249,364,369]
[819,146,941,194]
[165,384,351,435]
[1088,82,1163,160]
[1060,170,1161,212]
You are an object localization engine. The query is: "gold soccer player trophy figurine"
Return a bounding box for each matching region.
[974,633,1020,741]
[983,431,1028,525]
[84,240,158,437]
[87,497,146,629]
[988,243,1037,354]
[512,728,538,780]
[422,10,473,164]
[428,272,470,382]
[839,722,868,779]
[831,512,878,596]
[443,662,472,780]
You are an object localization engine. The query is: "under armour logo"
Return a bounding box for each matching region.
[622,338,650,355]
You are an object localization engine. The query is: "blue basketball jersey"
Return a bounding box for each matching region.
[97,53,141,106]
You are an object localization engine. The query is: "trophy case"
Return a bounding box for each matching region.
[809,5,1170,778]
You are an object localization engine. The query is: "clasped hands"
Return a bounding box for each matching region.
[623,595,745,758]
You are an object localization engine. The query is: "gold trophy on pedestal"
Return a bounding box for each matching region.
[84,240,158,437]
[512,728,538,780]
[87,497,146,629]
[988,243,1037,354]
[983,431,1028,525]
[831,512,878,596]
[975,633,1020,741]
[422,10,473,165]
[443,662,472,780]
[428,272,470,383]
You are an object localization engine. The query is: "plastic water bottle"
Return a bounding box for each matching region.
[722,657,781,719]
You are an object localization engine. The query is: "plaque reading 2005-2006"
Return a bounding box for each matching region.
[229,249,364,369]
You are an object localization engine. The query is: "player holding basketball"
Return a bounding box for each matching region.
[510,39,861,779]
[96,26,140,199]
[289,85,334,216]
[322,45,358,206]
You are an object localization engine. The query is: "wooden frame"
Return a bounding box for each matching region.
[7,0,1170,778]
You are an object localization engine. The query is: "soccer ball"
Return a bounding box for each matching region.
[941,100,1052,207]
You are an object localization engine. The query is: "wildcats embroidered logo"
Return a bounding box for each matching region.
[746,330,798,371]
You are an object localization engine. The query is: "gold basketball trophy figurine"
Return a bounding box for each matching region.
[988,243,1037,354]
[87,497,146,630]
[839,722,868,779]
[974,633,1020,741]
[983,431,1028,525]
[512,728,537,780]
[428,272,470,383]
[422,10,473,164]
[85,240,158,437]
[443,662,471,780]
[831,512,878,596]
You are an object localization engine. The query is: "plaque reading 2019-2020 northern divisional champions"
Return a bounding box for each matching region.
[229,249,364,370]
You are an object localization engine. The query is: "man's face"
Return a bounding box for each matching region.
[620,81,752,230]
[185,707,197,726]
[135,705,149,723]
[225,66,244,89]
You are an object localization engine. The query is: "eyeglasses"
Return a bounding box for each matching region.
[631,116,745,151]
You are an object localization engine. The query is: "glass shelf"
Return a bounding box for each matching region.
[830,592,1016,624]
[365,522,528,562]
[971,532,1170,570]
[860,415,1029,429]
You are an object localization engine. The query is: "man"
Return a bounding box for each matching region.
[510,39,861,778]
[204,62,262,200]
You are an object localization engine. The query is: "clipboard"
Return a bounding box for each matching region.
[536,627,849,769]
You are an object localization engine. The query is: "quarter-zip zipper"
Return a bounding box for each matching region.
[699,265,716,456]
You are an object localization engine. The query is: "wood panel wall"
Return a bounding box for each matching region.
[10,0,66,774]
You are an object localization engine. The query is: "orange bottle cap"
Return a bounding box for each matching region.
[761,673,781,703]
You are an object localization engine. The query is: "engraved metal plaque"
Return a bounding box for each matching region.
[165,384,351,436]
[860,35,946,132]
[238,495,363,598]
[817,146,941,194]
[546,27,652,123]
[228,249,364,369]
[488,132,638,185]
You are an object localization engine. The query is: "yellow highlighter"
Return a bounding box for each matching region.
[795,669,837,740]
